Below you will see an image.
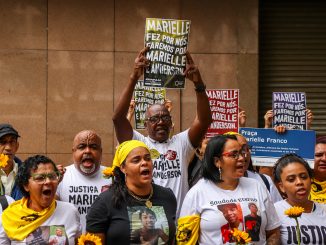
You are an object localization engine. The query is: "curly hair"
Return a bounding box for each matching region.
[110,162,129,208]
[17,155,58,197]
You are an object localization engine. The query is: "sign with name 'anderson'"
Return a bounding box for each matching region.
[272,92,307,130]
[144,18,191,88]
[206,89,239,137]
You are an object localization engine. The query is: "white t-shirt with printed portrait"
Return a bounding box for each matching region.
[0,201,81,245]
[179,177,281,245]
[133,129,194,217]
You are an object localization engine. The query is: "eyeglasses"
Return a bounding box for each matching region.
[30,172,60,183]
[146,115,171,124]
[222,150,247,159]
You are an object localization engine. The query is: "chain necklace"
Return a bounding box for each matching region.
[127,186,153,208]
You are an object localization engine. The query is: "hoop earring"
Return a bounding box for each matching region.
[219,166,222,180]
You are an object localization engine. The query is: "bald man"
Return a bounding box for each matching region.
[56,130,111,232]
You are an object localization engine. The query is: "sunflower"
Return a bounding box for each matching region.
[0,154,9,168]
[285,206,304,245]
[102,166,115,178]
[231,228,252,244]
[284,206,304,218]
[77,233,102,245]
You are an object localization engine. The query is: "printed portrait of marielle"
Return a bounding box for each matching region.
[129,206,169,245]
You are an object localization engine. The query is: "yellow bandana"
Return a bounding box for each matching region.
[224,131,241,136]
[2,197,56,241]
[310,178,326,204]
[103,140,153,178]
[113,140,150,168]
[176,215,200,244]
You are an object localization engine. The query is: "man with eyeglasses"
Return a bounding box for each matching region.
[0,123,23,201]
[112,47,212,217]
[310,136,326,204]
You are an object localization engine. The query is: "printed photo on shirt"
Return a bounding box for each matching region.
[217,203,244,244]
[25,226,50,245]
[25,225,68,245]
[244,202,261,241]
[128,206,169,245]
[48,225,68,245]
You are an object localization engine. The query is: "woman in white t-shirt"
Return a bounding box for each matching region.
[274,153,326,245]
[177,134,280,245]
[0,155,81,244]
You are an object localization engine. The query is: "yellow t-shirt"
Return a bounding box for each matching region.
[310,178,326,204]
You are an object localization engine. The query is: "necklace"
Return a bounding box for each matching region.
[127,186,153,208]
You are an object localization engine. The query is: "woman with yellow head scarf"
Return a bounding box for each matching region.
[86,140,177,244]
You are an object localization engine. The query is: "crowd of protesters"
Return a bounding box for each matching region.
[0,47,325,245]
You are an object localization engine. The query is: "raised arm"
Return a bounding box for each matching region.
[306,108,313,129]
[264,109,273,128]
[238,107,247,128]
[112,47,149,143]
[185,52,212,148]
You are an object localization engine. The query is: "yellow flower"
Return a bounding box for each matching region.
[284,206,304,218]
[102,166,114,178]
[0,154,9,168]
[231,228,252,244]
[78,233,102,245]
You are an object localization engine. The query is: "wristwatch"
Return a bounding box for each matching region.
[194,83,206,92]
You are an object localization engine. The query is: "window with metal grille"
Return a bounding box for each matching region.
[259,0,326,136]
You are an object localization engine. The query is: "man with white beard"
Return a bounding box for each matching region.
[56,130,110,232]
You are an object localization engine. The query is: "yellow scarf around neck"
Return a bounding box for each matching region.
[2,197,56,241]
[310,178,326,204]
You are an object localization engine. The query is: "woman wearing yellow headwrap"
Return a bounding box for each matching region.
[0,155,81,244]
[86,140,177,244]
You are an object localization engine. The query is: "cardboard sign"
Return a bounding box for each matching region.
[144,18,191,88]
[206,89,239,137]
[239,127,315,167]
[134,81,166,129]
[272,92,307,130]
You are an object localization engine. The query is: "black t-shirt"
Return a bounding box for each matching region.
[86,184,177,245]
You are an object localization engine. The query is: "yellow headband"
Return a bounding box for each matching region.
[113,140,150,169]
[102,140,159,178]
[223,131,241,136]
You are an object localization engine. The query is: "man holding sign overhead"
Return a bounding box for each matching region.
[112,46,212,217]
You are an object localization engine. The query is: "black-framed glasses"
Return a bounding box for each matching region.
[146,115,171,124]
[30,172,61,183]
[222,150,247,159]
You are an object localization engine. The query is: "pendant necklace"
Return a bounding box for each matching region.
[127,186,153,208]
